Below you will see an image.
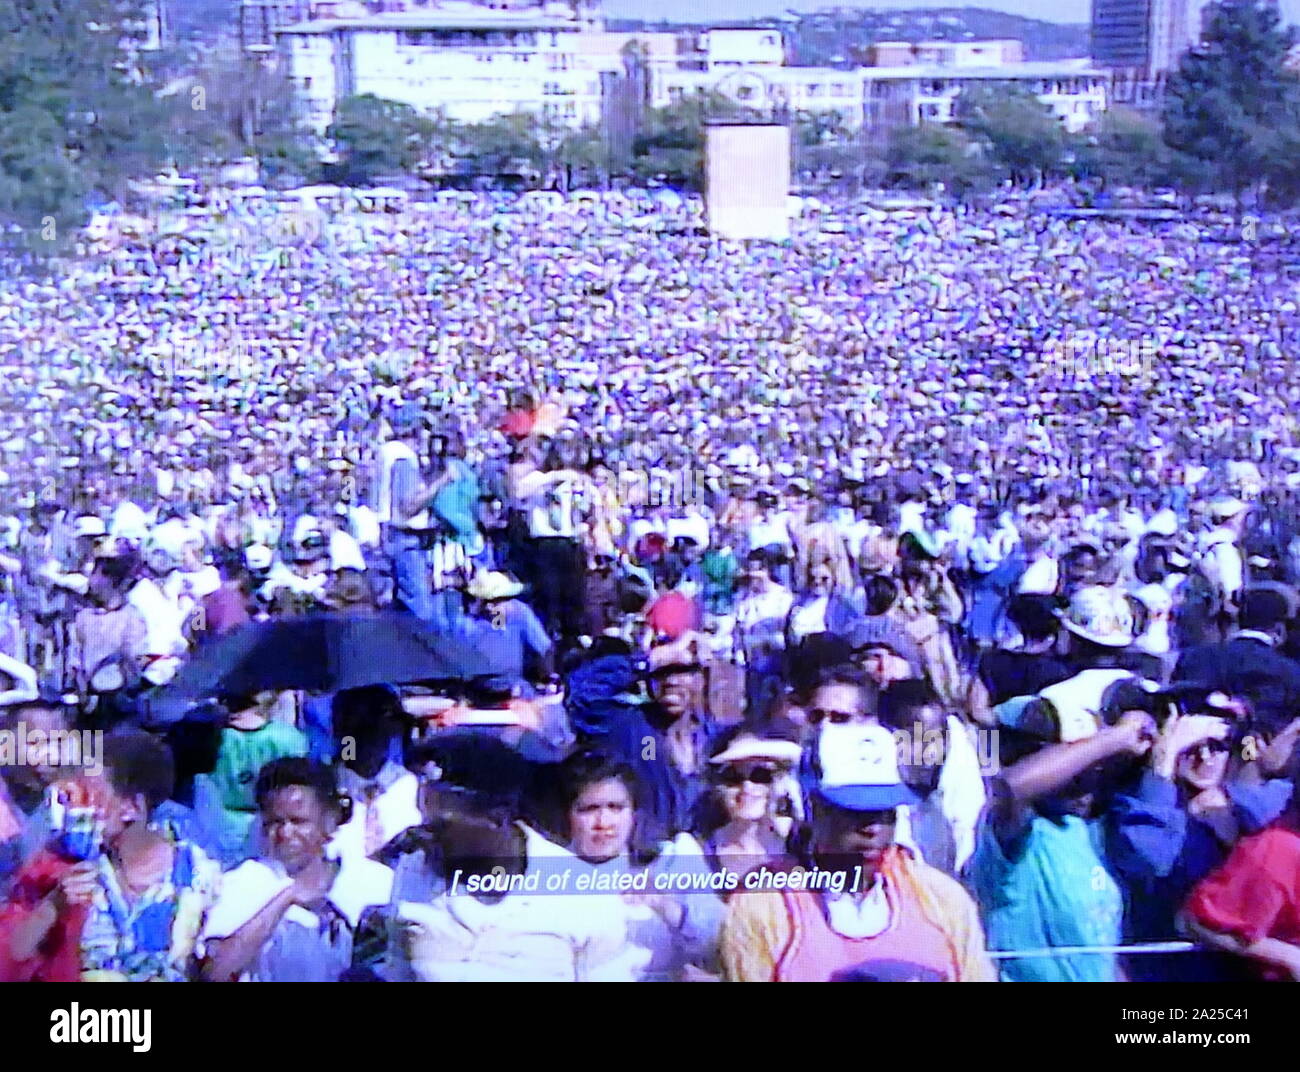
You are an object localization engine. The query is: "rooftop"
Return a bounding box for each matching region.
[861,58,1103,80]
[279,10,578,33]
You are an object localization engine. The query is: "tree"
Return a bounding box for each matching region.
[629,92,715,190]
[453,112,545,183]
[1070,107,1178,190]
[327,94,437,185]
[1163,0,1300,207]
[885,123,996,198]
[555,125,608,189]
[159,48,318,185]
[0,0,172,247]
[955,83,1066,186]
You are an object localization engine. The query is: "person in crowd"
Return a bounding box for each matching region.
[975,594,1072,707]
[210,692,309,865]
[735,549,794,726]
[69,553,149,729]
[696,730,803,875]
[1181,763,1300,981]
[785,555,859,647]
[720,720,995,981]
[1109,694,1287,982]
[393,788,629,982]
[331,686,421,863]
[459,571,552,689]
[971,701,1155,982]
[879,679,986,880]
[0,730,221,981]
[551,749,723,981]
[0,695,80,892]
[1173,585,1300,735]
[199,758,392,982]
[375,405,441,623]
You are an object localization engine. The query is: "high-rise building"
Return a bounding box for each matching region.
[1091,0,1207,79]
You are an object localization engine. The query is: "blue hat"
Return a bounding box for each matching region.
[391,403,427,432]
[814,783,919,811]
[814,722,919,812]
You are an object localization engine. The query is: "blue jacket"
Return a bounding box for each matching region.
[1108,771,1291,981]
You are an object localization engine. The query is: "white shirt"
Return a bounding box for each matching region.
[348,505,381,549]
[898,501,926,538]
[894,718,986,877]
[202,855,394,982]
[1017,554,1059,595]
[330,765,422,864]
[110,501,152,543]
[824,877,891,939]
[526,473,584,539]
[1200,527,1244,601]
[399,825,630,982]
[831,508,872,562]
[0,650,38,707]
[204,856,394,939]
[163,566,221,622]
[329,529,367,573]
[375,439,425,528]
[735,584,794,662]
[747,512,792,553]
[1132,582,1174,656]
[788,595,830,641]
[128,577,188,657]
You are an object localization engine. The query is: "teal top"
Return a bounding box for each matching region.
[971,811,1123,982]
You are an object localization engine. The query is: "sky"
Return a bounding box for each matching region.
[605,0,1300,28]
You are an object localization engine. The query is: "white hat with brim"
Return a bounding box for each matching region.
[709,738,803,767]
[1209,496,1247,520]
[467,572,524,601]
[1060,585,1135,648]
[73,515,107,538]
[1146,509,1178,537]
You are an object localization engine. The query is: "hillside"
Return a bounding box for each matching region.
[610,6,1091,65]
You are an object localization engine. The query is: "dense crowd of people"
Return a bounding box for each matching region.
[3,189,1300,981]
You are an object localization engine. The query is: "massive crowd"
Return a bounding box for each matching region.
[3,188,1300,981]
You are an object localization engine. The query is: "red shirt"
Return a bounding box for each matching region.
[1185,824,1300,981]
[500,409,536,439]
[201,585,251,636]
[0,850,88,982]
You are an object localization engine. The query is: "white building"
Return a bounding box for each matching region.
[648,56,1107,135]
[680,27,785,70]
[653,66,861,129]
[865,39,1025,68]
[277,6,601,134]
[863,60,1109,133]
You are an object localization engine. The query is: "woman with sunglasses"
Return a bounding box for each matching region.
[1109,699,1287,981]
[698,732,803,878]
[785,555,859,649]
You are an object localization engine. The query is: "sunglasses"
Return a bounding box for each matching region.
[808,708,860,725]
[717,766,777,787]
[1182,739,1231,759]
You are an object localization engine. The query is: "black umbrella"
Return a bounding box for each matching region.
[148,612,510,724]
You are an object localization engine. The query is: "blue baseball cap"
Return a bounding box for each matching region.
[814,782,919,812]
[814,722,920,812]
